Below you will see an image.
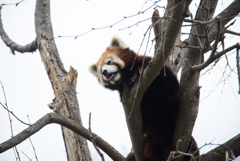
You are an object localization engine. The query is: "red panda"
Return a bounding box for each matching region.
[89,36,199,161]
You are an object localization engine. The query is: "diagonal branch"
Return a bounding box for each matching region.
[0,6,38,54]
[208,0,240,42]
[171,1,219,160]
[200,133,240,161]
[34,0,92,160]
[121,0,192,161]
[0,113,125,161]
[225,29,240,36]
[192,43,240,71]
[192,16,221,71]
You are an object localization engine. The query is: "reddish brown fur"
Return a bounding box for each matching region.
[91,40,199,161]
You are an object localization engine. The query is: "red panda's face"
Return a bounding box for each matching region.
[89,36,134,90]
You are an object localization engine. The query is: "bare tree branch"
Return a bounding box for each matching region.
[200,133,240,161]
[53,0,161,40]
[192,16,221,71]
[172,0,240,160]
[1,0,26,6]
[171,1,219,160]
[208,0,240,42]
[0,6,38,54]
[0,113,125,161]
[34,0,92,160]
[192,43,240,71]
[0,81,21,160]
[120,0,192,161]
[0,102,30,126]
[225,29,240,36]
[152,8,185,75]
[237,45,240,94]
[88,113,105,161]
[27,116,39,161]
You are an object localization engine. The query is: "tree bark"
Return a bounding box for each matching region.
[0,6,38,54]
[0,113,125,161]
[121,0,192,161]
[171,0,219,158]
[34,1,91,160]
[151,5,185,75]
[200,133,240,161]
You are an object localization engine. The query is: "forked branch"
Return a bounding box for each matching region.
[121,1,192,161]
[192,43,240,71]
[0,113,125,161]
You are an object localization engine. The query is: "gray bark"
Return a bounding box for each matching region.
[172,0,240,160]
[0,6,38,54]
[0,113,125,161]
[171,0,219,157]
[200,133,240,161]
[1,0,240,161]
[34,1,92,161]
[121,0,192,161]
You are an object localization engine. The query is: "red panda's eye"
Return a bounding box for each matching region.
[107,60,111,65]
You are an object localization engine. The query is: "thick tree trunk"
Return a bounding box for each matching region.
[121,0,192,161]
[171,0,219,158]
[34,1,92,161]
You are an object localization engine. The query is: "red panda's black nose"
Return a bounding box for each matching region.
[102,70,107,76]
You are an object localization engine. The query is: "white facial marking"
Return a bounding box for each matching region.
[101,64,121,84]
[112,55,125,69]
[102,65,118,74]
[104,58,112,64]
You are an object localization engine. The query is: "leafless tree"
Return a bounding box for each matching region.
[0,0,240,161]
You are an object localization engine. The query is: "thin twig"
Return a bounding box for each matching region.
[1,0,25,6]
[200,51,237,101]
[128,25,152,119]
[0,102,31,126]
[21,151,32,161]
[27,115,39,161]
[0,113,125,161]
[237,44,240,94]
[192,43,239,71]
[174,44,200,50]
[52,0,161,40]
[0,81,21,161]
[209,17,221,60]
[189,12,203,51]
[88,113,105,161]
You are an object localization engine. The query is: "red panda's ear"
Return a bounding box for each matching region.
[89,64,97,76]
[109,36,127,49]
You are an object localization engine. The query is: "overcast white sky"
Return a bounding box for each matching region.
[0,0,239,161]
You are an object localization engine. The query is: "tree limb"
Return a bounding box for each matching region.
[208,0,240,42]
[237,45,240,94]
[152,8,185,75]
[171,1,219,160]
[192,43,240,71]
[0,113,125,161]
[121,0,192,161]
[0,6,38,54]
[200,133,240,161]
[191,16,221,71]
[225,29,240,36]
[34,0,92,160]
